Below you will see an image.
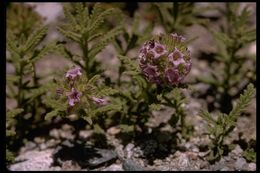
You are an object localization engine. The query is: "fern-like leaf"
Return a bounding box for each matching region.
[229,83,255,120]
[88,25,123,59]
[22,26,48,53]
[117,55,139,72]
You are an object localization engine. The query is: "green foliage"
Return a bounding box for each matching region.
[7,3,43,38]
[44,71,122,127]
[151,2,209,33]
[242,148,256,162]
[113,12,153,56]
[197,3,256,113]
[116,54,191,138]
[6,3,60,163]
[6,148,15,164]
[57,3,123,77]
[199,83,255,163]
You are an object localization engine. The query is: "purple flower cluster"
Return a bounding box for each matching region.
[139,33,192,86]
[64,67,82,107]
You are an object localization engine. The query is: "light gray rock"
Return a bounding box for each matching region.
[248,163,256,171]
[9,149,54,171]
[234,158,247,171]
[102,163,123,171]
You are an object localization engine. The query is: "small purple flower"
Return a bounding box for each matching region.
[150,42,168,59]
[66,87,81,106]
[164,68,183,85]
[171,33,186,42]
[142,64,160,84]
[168,48,185,66]
[91,96,108,105]
[65,67,82,80]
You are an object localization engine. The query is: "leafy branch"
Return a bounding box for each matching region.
[199,83,255,163]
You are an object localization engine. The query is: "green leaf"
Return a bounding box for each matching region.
[88,4,117,34]
[117,55,139,72]
[43,99,67,111]
[7,33,20,58]
[120,124,134,133]
[132,12,140,34]
[45,110,58,120]
[87,74,101,85]
[98,87,119,96]
[22,26,48,53]
[229,83,255,119]
[7,108,24,118]
[242,148,256,162]
[149,103,162,111]
[88,25,123,59]
[57,26,81,43]
[199,110,216,125]
[132,75,147,89]
[93,103,122,115]
[6,74,20,83]
[30,41,62,63]
[93,124,105,134]
[83,116,93,125]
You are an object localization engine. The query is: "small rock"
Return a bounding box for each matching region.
[248,163,256,171]
[199,161,209,169]
[61,160,81,171]
[122,159,147,171]
[20,141,37,153]
[232,145,243,156]
[107,126,121,135]
[79,130,93,140]
[220,167,230,171]
[102,163,123,171]
[34,137,45,144]
[39,143,47,150]
[61,124,74,131]
[124,143,135,158]
[49,128,60,139]
[46,139,58,148]
[9,149,54,171]
[177,153,191,170]
[234,158,247,170]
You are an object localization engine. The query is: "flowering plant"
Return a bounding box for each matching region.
[139,33,192,86]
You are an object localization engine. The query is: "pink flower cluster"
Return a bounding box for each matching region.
[64,66,107,107]
[139,33,192,86]
[64,67,82,107]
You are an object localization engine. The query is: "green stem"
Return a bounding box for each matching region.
[81,39,88,77]
[17,62,24,107]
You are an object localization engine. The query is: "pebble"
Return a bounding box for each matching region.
[9,149,54,171]
[39,143,47,150]
[34,137,45,144]
[234,158,247,170]
[232,145,243,156]
[79,130,93,140]
[220,166,230,171]
[20,141,37,153]
[124,143,135,158]
[102,164,123,171]
[107,126,121,135]
[49,128,60,139]
[248,163,256,171]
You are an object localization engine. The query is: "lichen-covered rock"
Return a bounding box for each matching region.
[139,33,192,86]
